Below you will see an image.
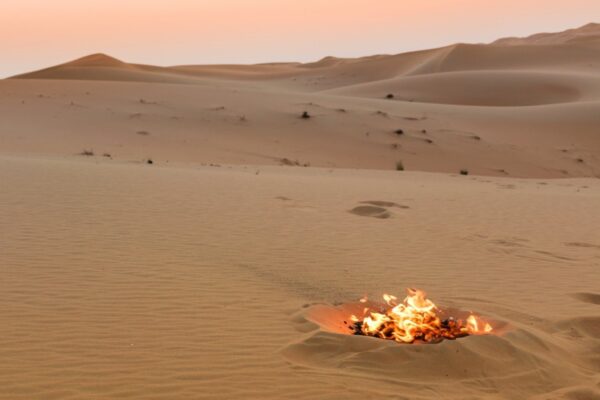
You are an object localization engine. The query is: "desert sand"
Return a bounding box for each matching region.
[1,23,599,399]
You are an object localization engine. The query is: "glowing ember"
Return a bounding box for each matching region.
[348,289,493,343]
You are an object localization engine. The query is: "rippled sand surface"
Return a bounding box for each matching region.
[1,156,599,399]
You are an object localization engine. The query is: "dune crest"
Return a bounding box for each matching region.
[493,22,600,46]
[65,53,128,68]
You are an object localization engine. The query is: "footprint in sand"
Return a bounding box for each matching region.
[360,200,410,209]
[564,242,600,250]
[275,196,315,211]
[571,292,600,305]
[349,205,391,219]
[349,201,409,219]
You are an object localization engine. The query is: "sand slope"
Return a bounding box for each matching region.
[1,77,599,178]
[323,70,599,106]
[1,155,599,399]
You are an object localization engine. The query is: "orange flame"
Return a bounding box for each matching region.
[350,289,493,343]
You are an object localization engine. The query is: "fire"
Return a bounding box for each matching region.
[349,289,493,343]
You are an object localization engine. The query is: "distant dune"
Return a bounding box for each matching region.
[11,22,600,83]
[492,22,600,45]
[2,23,600,178]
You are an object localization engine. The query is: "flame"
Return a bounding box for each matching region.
[350,289,493,343]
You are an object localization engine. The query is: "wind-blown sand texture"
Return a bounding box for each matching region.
[1,23,599,399]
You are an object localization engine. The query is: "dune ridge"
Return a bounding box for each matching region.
[492,22,600,46]
[10,23,600,84]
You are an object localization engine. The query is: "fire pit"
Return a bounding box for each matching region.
[346,288,493,344]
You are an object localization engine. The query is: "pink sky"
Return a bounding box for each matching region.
[1,0,598,77]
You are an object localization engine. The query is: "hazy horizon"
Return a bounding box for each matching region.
[1,0,599,78]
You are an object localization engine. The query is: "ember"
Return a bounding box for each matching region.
[347,289,493,344]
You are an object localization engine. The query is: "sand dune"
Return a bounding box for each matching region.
[324,70,599,106]
[493,22,600,46]
[11,54,206,84]
[11,33,600,85]
[3,23,600,178]
[410,42,600,75]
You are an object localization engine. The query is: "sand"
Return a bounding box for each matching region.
[1,23,599,399]
[3,23,600,178]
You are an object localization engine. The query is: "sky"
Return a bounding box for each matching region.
[1,0,599,78]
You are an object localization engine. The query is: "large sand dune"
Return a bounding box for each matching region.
[493,22,600,46]
[324,70,600,106]
[4,23,600,178]
[1,23,600,400]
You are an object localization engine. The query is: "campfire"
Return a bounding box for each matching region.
[347,288,493,344]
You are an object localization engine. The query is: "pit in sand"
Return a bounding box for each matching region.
[309,288,495,344]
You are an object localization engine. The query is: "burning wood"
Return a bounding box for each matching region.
[346,289,493,344]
